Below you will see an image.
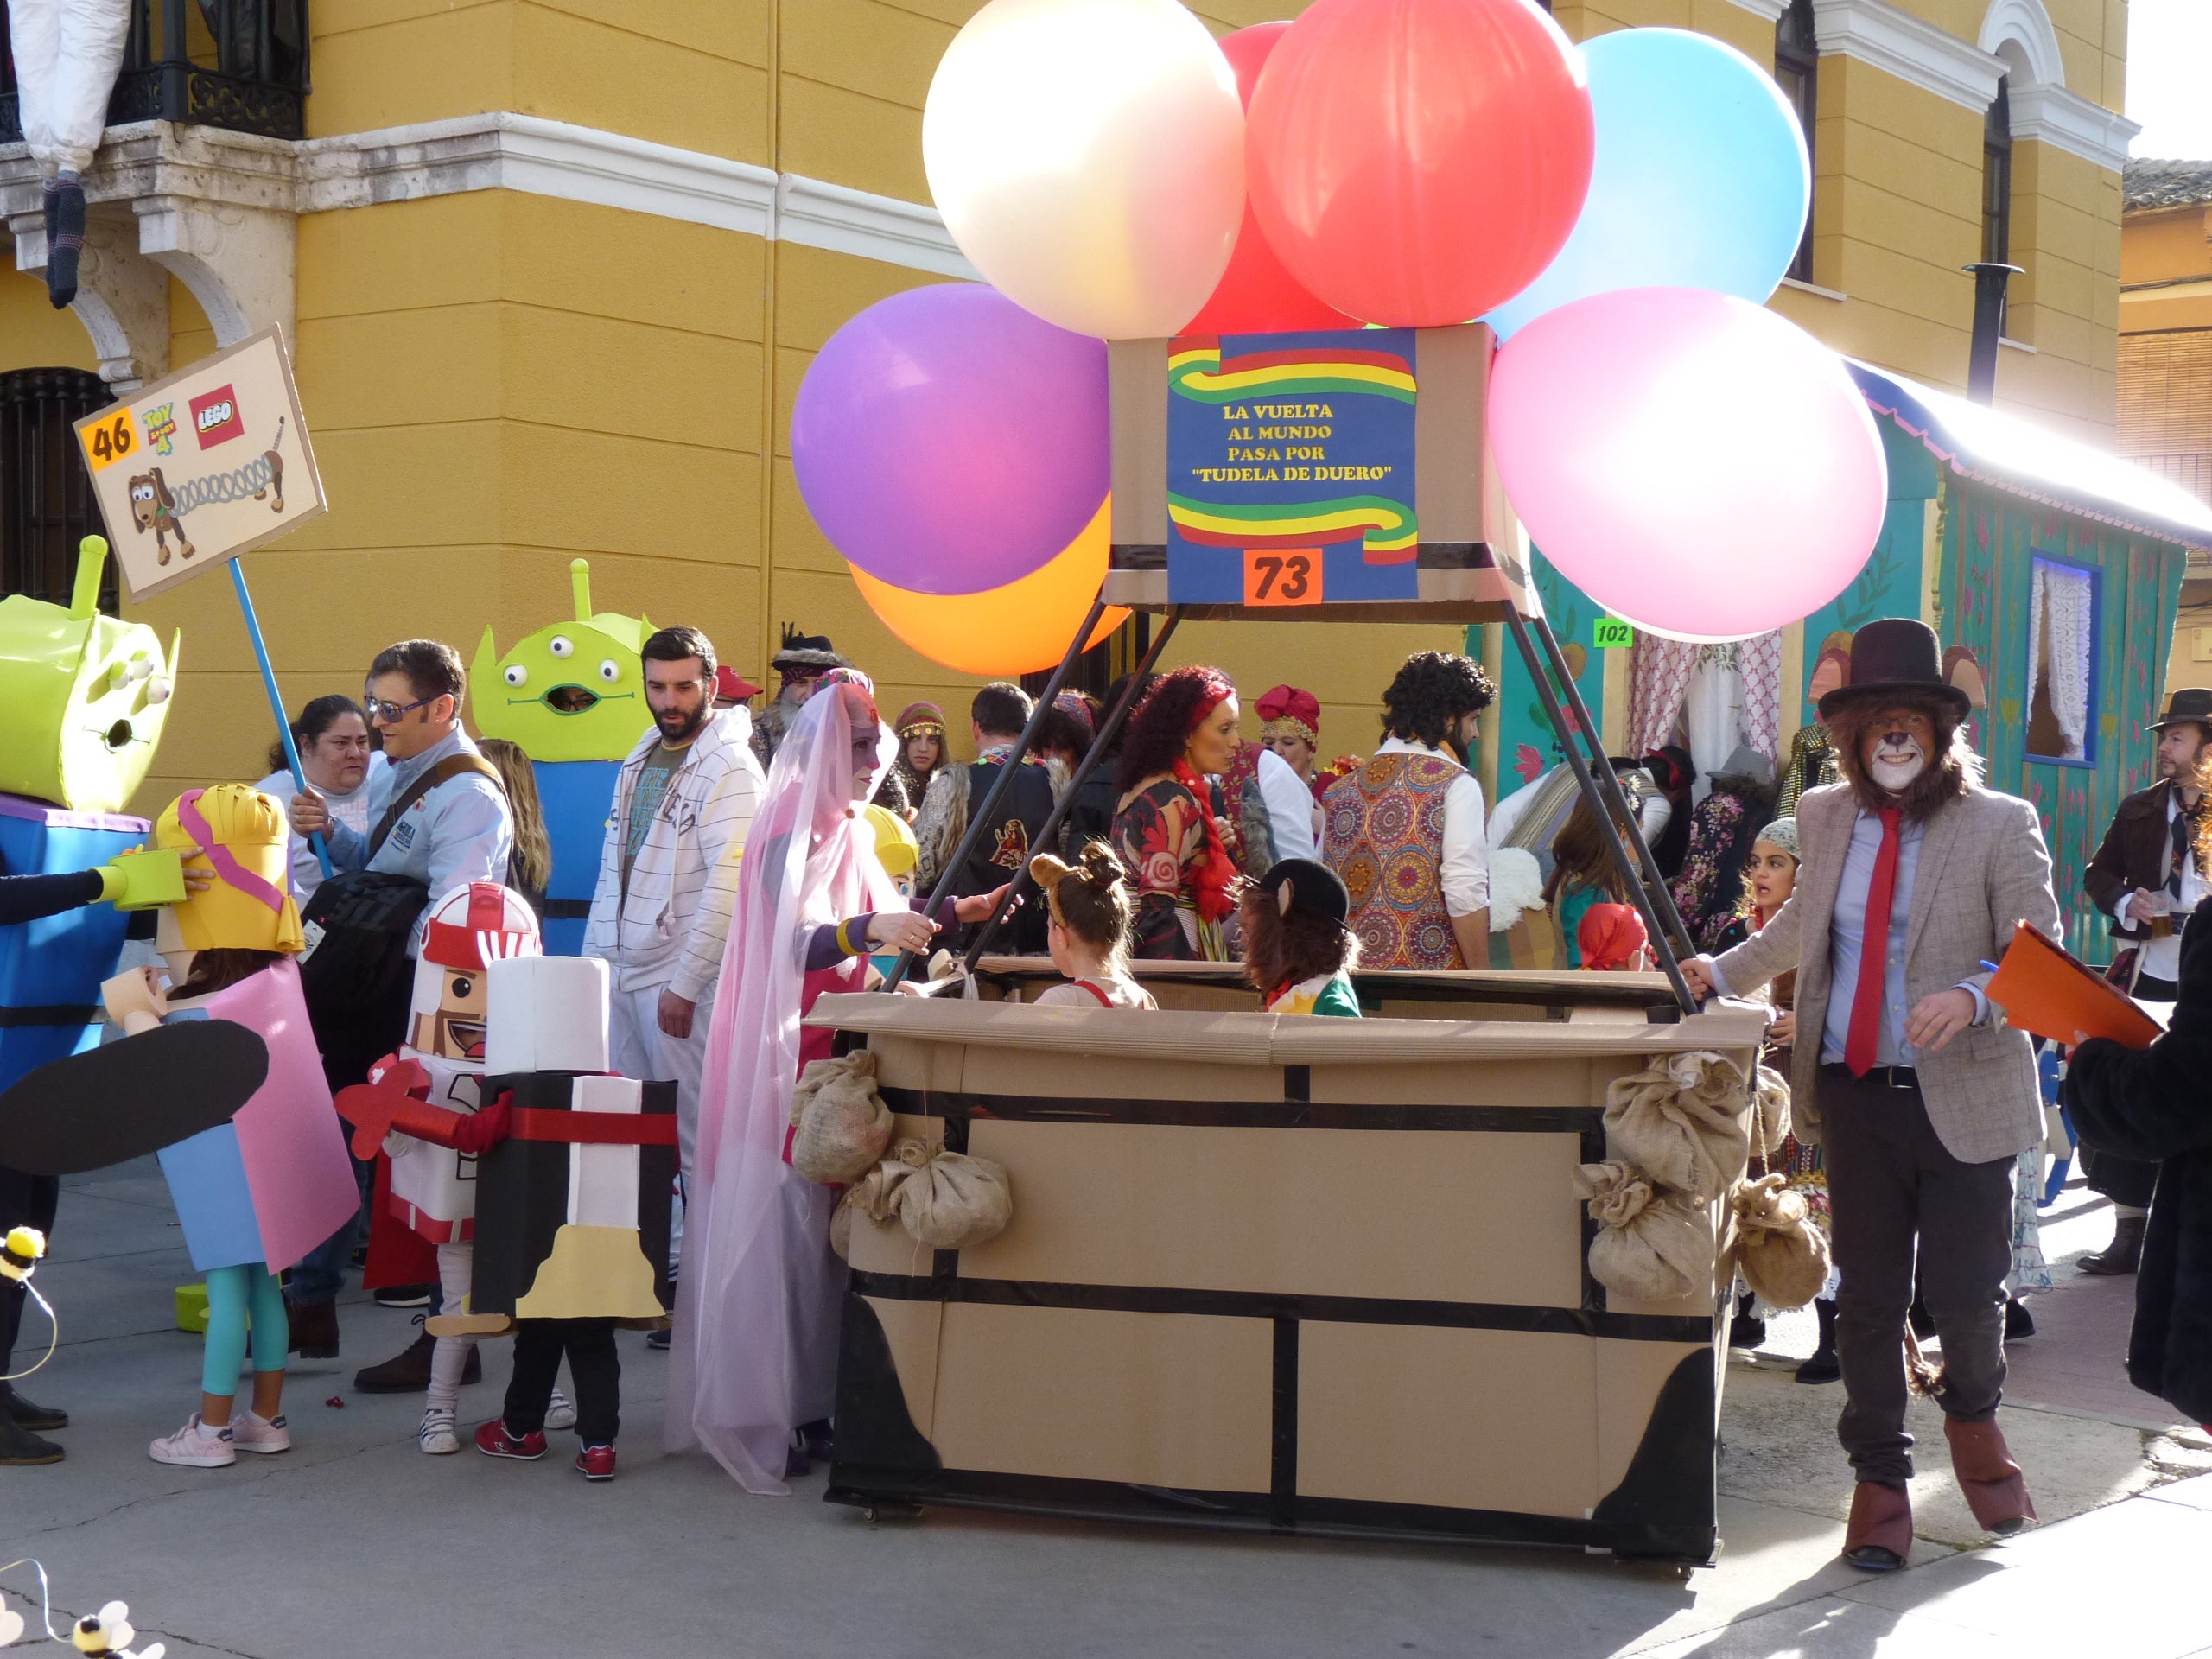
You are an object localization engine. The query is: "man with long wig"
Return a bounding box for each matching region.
[669,668,997,1491]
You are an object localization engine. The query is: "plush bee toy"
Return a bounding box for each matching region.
[70,1600,163,1658]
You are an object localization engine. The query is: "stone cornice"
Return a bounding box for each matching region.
[2010,83,2140,173]
[1809,0,2005,113]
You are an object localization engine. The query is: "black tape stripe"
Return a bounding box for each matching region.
[880,1086,1600,1135]
[1270,1318,1298,1529]
[1580,1124,1608,1313]
[0,1006,99,1028]
[826,1465,1699,1560]
[541,899,591,920]
[852,1269,1712,1344]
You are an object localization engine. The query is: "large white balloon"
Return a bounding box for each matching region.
[923,0,1246,340]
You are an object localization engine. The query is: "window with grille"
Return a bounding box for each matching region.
[1775,0,1818,284]
[0,368,115,611]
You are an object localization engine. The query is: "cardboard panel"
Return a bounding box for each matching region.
[865,1293,944,1442]
[931,1302,1272,1492]
[0,1019,264,1175]
[956,1046,1285,1105]
[866,1035,966,1095]
[960,1120,1586,1307]
[1306,1057,1607,1109]
[1298,1322,1598,1517]
[1593,1337,1717,1499]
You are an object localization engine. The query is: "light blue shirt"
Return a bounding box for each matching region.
[1820,808,1989,1066]
[321,728,512,950]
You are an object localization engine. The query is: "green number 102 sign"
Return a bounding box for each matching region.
[1592,618,1636,650]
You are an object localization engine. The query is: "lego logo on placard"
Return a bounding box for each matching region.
[190,385,243,448]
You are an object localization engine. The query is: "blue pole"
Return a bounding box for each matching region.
[230,559,332,879]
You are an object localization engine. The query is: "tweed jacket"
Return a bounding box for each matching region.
[1710,779,2060,1166]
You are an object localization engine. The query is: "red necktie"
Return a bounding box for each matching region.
[1845,808,1904,1077]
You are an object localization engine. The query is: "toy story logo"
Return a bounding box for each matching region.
[140,403,177,456]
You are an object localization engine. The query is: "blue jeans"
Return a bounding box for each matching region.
[287,1154,371,1306]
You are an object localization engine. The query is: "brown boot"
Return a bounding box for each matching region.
[1944,1418,2037,1535]
[353,1318,483,1394]
[2078,1214,2145,1276]
[1841,1481,1912,1571]
[285,1297,340,1359]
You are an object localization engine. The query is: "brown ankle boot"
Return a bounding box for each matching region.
[1944,1418,2037,1535]
[285,1297,340,1359]
[1842,1481,1912,1571]
[2078,1214,2145,1276]
[353,1319,483,1394]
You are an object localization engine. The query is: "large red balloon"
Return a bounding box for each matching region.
[1245,0,1596,327]
[1180,22,1355,336]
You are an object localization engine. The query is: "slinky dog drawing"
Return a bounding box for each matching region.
[126,417,287,566]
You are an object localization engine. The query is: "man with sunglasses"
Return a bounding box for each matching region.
[283,639,513,1370]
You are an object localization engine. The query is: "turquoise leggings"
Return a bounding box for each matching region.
[202,1262,288,1396]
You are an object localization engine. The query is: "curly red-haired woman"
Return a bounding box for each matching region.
[1111,666,1243,960]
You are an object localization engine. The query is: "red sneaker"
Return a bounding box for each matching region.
[473,1420,547,1461]
[575,1442,617,1482]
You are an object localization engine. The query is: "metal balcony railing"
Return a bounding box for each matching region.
[0,0,308,149]
[2129,451,2212,506]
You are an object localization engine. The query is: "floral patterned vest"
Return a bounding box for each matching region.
[1320,750,1466,970]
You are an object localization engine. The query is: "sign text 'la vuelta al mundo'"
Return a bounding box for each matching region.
[1164,327,1419,607]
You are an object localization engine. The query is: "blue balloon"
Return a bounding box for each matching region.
[1484,29,1810,340]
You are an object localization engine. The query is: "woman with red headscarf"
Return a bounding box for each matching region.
[1112,667,1244,960]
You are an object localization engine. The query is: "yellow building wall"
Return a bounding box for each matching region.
[2121,206,2212,335]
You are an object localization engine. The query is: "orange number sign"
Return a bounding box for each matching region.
[1243,549,1322,607]
[81,412,137,473]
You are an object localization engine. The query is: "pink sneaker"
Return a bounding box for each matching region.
[149,1413,234,1468]
[229,1410,290,1455]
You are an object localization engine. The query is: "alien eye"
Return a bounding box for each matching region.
[598,659,620,683]
[548,636,574,659]
[504,664,527,688]
[451,976,474,999]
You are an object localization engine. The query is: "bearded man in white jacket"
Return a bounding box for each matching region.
[584,628,764,1226]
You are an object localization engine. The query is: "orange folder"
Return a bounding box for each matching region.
[1985,921,2163,1049]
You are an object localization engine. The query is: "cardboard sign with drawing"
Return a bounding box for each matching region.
[73,328,325,602]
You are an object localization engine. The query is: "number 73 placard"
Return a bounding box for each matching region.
[1243,548,1323,607]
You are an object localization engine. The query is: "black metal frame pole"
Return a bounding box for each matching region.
[959,607,1185,969]
[1527,613,1700,965]
[1504,609,1697,1016]
[882,595,1110,993]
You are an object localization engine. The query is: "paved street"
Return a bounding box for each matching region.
[6,1159,2205,1659]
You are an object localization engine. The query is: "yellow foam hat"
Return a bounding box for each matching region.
[861,803,918,878]
[154,784,304,954]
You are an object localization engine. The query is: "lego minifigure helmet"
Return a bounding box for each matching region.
[153,785,303,954]
[410,881,541,1024]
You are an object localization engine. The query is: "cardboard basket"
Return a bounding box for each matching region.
[813,990,1764,1563]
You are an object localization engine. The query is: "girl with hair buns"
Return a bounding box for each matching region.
[1027,844,1156,1010]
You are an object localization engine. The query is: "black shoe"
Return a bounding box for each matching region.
[1728,1312,1768,1350]
[353,1318,481,1393]
[0,1383,67,1431]
[373,1283,435,1309]
[2079,1215,2146,1277]
[645,1326,671,1351]
[2005,1298,2036,1341]
[1796,1300,1841,1384]
[798,1417,835,1464]
[0,1415,63,1465]
[286,1296,340,1359]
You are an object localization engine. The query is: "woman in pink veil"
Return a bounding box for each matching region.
[669,668,1003,1492]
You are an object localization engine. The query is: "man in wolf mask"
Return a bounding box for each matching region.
[1681,620,2061,1573]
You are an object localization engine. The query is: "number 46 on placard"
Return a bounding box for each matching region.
[1243,548,1322,607]
[82,412,137,472]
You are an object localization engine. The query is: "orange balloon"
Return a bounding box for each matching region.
[850,498,1128,676]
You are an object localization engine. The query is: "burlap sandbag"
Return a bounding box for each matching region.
[1751,1062,1792,1159]
[898,1146,1013,1249]
[1602,1050,1754,1203]
[1573,1160,1710,1304]
[789,1049,893,1185]
[1728,1173,1832,1310]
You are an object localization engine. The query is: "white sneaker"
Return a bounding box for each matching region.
[544,1388,576,1432]
[149,1413,234,1468]
[229,1410,291,1455]
[417,1407,459,1456]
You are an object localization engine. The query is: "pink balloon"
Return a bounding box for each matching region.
[1487,288,1887,641]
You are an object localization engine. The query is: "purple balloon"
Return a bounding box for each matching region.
[792,284,1109,596]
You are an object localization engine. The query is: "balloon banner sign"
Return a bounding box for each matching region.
[1164,327,1419,606]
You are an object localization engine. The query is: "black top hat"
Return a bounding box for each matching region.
[771,624,848,674]
[2149,688,2212,734]
[1257,857,1350,930]
[1816,618,1969,722]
